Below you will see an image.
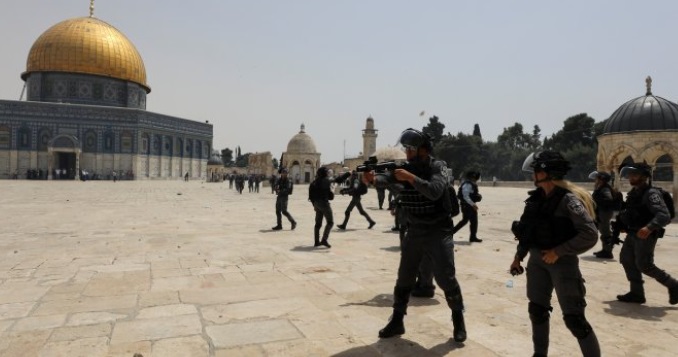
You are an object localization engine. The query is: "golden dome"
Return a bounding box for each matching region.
[22,17,149,92]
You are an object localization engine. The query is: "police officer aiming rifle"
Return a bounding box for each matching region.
[362,128,467,343]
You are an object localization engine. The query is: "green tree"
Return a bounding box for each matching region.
[543,113,596,152]
[435,132,483,177]
[221,147,233,167]
[497,123,540,150]
[235,152,249,168]
[422,116,445,144]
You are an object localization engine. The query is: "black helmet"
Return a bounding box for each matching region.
[280,168,289,174]
[619,162,652,178]
[465,171,481,180]
[316,166,329,178]
[398,128,433,151]
[588,170,611,182]
[522,150,571,179]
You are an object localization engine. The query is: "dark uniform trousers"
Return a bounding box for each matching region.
[453,203,478,239]
[275,196,295,226]
[527,249,599,356]
[313,200,334,244]
[620,232,676,295]
[340,196,374,226]
[596,209,614,252]
[392,224,463,314]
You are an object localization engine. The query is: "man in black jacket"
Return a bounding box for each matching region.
[337,171,376,230]
[453,171,482,243]
[271,168,296,231]
[309,168,350,248]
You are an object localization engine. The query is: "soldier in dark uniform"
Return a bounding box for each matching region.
[337,171,376,230]
[589,171,616,259]
[271,168,297,231]
[510,151,600,357]
[362,128,467,343]
[309,167,349,248]
[453,171,483,243]
[615,162,678,305]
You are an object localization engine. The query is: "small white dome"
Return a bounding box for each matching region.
[286,124,318,154]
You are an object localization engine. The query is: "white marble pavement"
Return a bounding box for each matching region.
[0,180,677,356]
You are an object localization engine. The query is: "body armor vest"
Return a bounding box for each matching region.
[398,163,451,220]
[619,186,654,231]
[516,186,577,249]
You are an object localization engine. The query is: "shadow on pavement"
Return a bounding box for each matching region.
[340,293,440,308]
[331,336,461,357]
[380,245,401,252]
[290,245,330,252]
[602,300,678,321]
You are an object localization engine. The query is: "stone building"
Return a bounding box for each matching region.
[282,124,320,183]
[344,116,379,171]
[0,7,212,180]
[247,152,273,177]
[597,76,677,204]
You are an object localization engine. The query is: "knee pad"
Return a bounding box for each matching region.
[563,314,592,339]
[528,302,551,324]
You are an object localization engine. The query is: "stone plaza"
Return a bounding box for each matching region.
[0,180,677,356]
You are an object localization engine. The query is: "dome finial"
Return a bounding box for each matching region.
[300,123,305,133]
[646,75,653,96]
[89,0,95,17]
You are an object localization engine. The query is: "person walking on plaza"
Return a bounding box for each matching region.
[453,171,482,243]
[271,168,296,231]
[615,162,678,305]
[589,171,618,259]
[337,171,376,230]
[510,150,601,357]
[308,168,349,248]
[362,128,467,343]
[184,172,189,182]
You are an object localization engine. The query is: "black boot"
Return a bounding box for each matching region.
[616,292,646,304]
[593,250,613,259]
[577,330,601,357]
[368,220,376,229]
[668,283,678,305]
[378,311,405,338]
[451,310,467,342]
[271,225,283,231]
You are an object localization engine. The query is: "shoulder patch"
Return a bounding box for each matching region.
[649,192,662,204]
[566,196,585,215]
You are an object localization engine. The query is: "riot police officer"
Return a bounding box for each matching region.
[589,171,616,259]
[616,162,678,305]
[510,151,600,357]
[271,168,296,231]
[308,168,350,248]
[362,128,467,343]
[337,171,376,230]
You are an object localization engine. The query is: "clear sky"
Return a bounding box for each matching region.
[1,1,677,163]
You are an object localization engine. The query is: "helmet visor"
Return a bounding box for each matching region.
[620,166,648,179]
[588,171,599,180]
[521,153,537,173]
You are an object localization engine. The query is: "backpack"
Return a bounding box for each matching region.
[611,188,624,211]
[654,187,676,219]
[449,187,460,217]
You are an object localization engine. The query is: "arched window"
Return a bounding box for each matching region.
[18,127,31,149]
[84,131,97,152]
[120,131,133,153]
[38,129,51,151]
[103,132,114,152]
[654,154,673,181]
[141,133,150,154]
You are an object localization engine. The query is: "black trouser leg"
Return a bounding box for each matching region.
[355,199,374,224]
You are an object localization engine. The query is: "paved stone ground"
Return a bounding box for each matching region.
[1,180,677,356]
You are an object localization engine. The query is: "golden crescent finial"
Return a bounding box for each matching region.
[89,0,95,17]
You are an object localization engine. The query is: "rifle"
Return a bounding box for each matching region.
[356,156,406,173]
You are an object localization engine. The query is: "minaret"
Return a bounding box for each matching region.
[362,116,378,160]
